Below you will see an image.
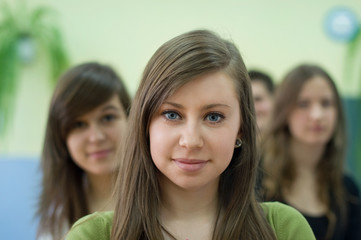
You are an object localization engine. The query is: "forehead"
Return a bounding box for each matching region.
[165,71,239,103]
[298,76,335,99]
[251,81,270,96]
[77,95,123,118]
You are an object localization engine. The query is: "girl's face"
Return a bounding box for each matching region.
[251,81,273,134]
[149,71,241,191]
[66,94,127,176]
[287,76,337,146]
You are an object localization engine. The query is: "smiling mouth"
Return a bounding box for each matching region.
[173,159,208,172]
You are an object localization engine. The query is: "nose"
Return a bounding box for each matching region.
[309,104,323,120]
[179,120,204,149]
[88,124,106,143]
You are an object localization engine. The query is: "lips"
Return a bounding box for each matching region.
[88,149,112,159]
[310,125,324,132]
[173,158,208,172]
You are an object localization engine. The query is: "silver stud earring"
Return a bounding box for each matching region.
[235,138,242,148]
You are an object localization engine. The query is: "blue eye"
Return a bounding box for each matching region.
[163,111,180,120]
[205,113,224,123]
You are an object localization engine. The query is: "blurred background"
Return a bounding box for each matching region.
[0,0,360,238]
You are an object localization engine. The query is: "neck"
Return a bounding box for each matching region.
[284,139,328,215]
[160,177,218,217]
[159,175,219,240]
[290,138,325,175]
[86,173,115,212]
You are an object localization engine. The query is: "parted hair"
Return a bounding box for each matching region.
[111,29,276,240]
[262,64,347,238]
[37,62,131,239]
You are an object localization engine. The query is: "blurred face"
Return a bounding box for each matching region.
[149,71,241,192]
[251,81,273,134]
[287,76,337,146]
[66,95,127,176]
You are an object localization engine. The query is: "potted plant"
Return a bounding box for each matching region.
[0,2,69,135]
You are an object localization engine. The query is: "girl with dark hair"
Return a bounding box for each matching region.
[261,64,361,239]
[248,70,275,143]
[36,62,131,239]
[66,30,315,240]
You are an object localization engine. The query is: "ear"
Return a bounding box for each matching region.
[237,128,242,139]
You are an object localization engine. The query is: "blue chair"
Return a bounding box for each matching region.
[0,157,41,240]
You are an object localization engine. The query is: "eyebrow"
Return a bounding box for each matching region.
[163,102,231,110]
[101,105,120,112]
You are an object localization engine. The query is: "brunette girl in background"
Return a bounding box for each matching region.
[36,62,131,239]
[261,64,361,240]
[249,70,275,144]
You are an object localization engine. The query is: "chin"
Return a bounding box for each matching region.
[90,166,116,176]
[304,139,329,147]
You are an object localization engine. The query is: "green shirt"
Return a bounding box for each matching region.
[66,202,315,240]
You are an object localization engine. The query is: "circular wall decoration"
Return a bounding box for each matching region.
[324,7,360,42]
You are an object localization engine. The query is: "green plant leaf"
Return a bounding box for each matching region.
[30,6,56,27]
[34,25,70,85]
[0,35,19,135]
[0,2,70,136]
[48,28,69,82]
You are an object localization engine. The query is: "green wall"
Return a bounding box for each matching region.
[1,0,360,160]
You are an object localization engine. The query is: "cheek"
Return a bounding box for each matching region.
[66,134,81,161]
[149,122,171,164]
[287,113,303,135]
[209,129,238,160]
[254,102,262,113]
[109,121,127,143]
[328,109,338,132]
[257,101,271,114]
[264,101,273,113]
[214,141,235,166]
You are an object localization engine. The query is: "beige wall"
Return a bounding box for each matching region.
[1,0,360,156]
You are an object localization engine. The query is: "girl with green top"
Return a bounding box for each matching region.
[66,29,315,240]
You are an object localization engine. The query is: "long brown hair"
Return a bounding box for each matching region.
[37,62,131,239]
[262,64,347,237]
[111,29,276,240]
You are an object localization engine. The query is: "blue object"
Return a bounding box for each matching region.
[0,157,41,240]
[324,7,360,42]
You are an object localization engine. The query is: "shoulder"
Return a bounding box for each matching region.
[342,175,361,238]
[261,201,306,225]
[261,202,315,240]
[65,211,114,240]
